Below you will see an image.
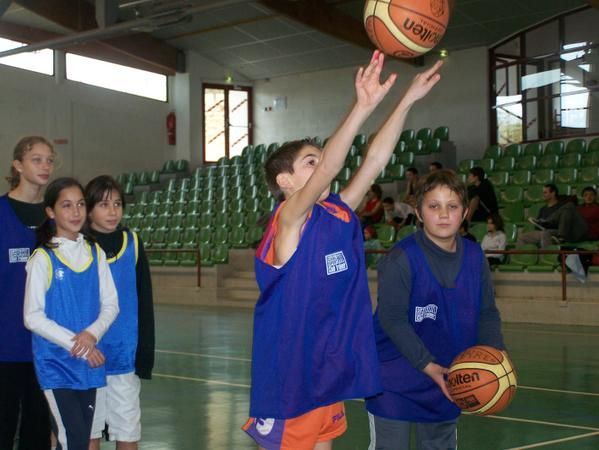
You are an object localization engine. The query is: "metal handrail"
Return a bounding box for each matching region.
[365,248,598,303]
[145,248,202,287]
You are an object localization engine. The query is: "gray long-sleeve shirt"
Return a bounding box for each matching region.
[377,229,505,371]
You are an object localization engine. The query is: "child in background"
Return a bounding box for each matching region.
[367,170,505,450]
[23,177,119,450]
[357,183,384,228]
[243,50,443,450]
[85,175,155,450]
[481,213,506,266]
[1,136,54,450]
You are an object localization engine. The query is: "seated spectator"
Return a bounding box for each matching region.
[363,225,383,269]
[429,161,443,172]
[357,183,383,227]
[577,186,599,240]
[466,166,499,222]
[459,220,477,242]
[518,184,588,247]
[403,167,419,208]
[382,196,415,229]
[481,213,506,266]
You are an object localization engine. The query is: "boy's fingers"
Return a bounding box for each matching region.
[423,60,443,79]
[382,73,397,90]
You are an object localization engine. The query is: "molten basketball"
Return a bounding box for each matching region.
[447,345,517,416]
[363,0,450,59]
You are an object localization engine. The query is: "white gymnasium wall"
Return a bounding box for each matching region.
[0,52,171,185]
[253,46,490,165]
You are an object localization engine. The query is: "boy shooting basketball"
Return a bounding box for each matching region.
[243,51,443,450]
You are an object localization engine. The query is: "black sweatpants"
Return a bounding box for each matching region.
[0,362,51,450]
[45,388,96,450]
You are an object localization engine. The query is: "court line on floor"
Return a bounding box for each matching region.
[504,431,599,449]
[153,372,599,434]
[156,349,599,398]
[503,327,599,338]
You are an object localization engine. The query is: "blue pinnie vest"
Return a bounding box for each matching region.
[100,231,139,375]
[366,235,482,422]
[0,195,37,362]
[250,193,382,419]
[32,243,106,390]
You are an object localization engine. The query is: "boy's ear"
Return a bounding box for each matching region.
[414,208,423,223]
[276,173,292,191]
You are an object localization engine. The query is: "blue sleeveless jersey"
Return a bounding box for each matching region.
[32,244,106,390]
[366,235,482,422]
[250,193,381,419]
[100,231,139,375]
[0,195,37,362]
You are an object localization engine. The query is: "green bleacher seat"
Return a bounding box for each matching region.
[581,152,599,167]
[523,143,543,157]
[511,170,531,186]
[500,186,524,204]
[145,204,159,219]
[560,153,582,169]
[579,167,599,184]
[212,228,228,246]
[505,222,518,244]
[169,215,184,231]
[501,203,525,223]
[139,229,152,248]
[394,141,406,154]
[565,138,586,154]
[331,180,341,194]
[396,225,417,241]
[260,197,276,213]
[407,140,424,154]
[555,184,571,195]
[532,169,554,185]
[526,245,559,272]
[212,244,229,264]
[376,224,396,248]
[484,144,502,159]
[140,216,154,231]
[544,141,564,156]
[515,155,537,171]
[388,164,405,180]
[400,129,415,143]
[245,198,260,213]
[137,191,149,205]
[353,134,367,149]
[425,138,441,153]
[474,158,495,173]
[154,215,169,231]
[349,154,363,169]
[230,226,249,249]
[246,226,265,246]
[494,157,515,172]
[488,171,509,187]
[527,202,544,220]
[523,185,545,204]
[376,168,392,184]
[161,160,176,173]
[556,168,577,184]
[470,223,486,242]
[503,144,521,158]
[537,154,559,170]
[127,217,141,231]
[416,128,432,142]
[496,245,538,271]
[150,229,168,249]
[433,126,449,141]
[588,138,599,153]
[458,159,474,174]
[162,191,176,204]
[137,171,150,185]
[397,152,415,166]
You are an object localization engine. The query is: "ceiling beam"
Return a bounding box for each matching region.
[12,0,184,74]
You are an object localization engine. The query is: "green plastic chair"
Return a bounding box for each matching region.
[336,167,352,183]
[526,245,560,272]
[488,171,509,187]
[503,144,521,158]
[161,160,176,174]
[376,224,396,249]
[527,202,545,220]
[523,143,543,157]
[565,138,586,154]
[213,227,229,245]
[511,170,531,186]
[579,167,599,183]
[494,157,515,172]
[416,128,432,142]
[504,222,518,244]
[544,141,564,156]
[425,138,441,153]
[555,184,572,196]
[559,153,582,169]
[500,186,524,204]
[537,154,559,170]
[458,159,474,174]
[396,225,417,241]
[407,140,424,154]
[588,138,599,153]
[353,134,367,150]
[212,244,229,264]
[531,169,554,185]
[394,140,406,154]
[168,215,184,231]
[154,215,169,231]
[484,144,502,159]
[470,223,487,242]
[199,243,214,267]
[198,227,212,244]
[523,185,545,205]
[496,245,538,272]
[137,172,150,185]
[473,158,495,173]
[433,126,449,141]
[400,129,415,143]
[260,197,276,213]
[230,226,249,249]
[388,164,405,181]
[246,226,265,246]
[244,198,260,213]
[581,152,599,167]
[501,203,525,223]
[555,168,578,184]
[349,155,363,169]
[515,155,537,171]
[397,152,415,166]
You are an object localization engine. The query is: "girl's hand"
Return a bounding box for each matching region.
[87,348,105,368]
[423,361,454,402]
[70,331,97,358]
[402,60,444,105]
[355,50,397,110]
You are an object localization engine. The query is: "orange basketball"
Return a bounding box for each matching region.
[447,345,517,416]
[363,0,450,59]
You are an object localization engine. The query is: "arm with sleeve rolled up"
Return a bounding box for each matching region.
[23,251,77,352]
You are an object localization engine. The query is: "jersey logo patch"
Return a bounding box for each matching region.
[8,247,30,263]
[255,418,275,436]
[55,268,65,281]
[415,304,438,322]
[325,251,348,275]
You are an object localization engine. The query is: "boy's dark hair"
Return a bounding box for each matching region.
[370,184,382,199]
[468,166,485,181]
[430,161,443,170]
[382,196,395,205]
[85,175,127,212]
[460,220,469,232]
[582,186,596,195]
[406,167,418,175]
[37,177,88,248]
[487,212,504,232]
[264,138,322,199]
[415,169,468,214]
[544,183,558,195]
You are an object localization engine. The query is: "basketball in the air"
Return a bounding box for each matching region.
[363,0,450,59]
[447,345,517,416]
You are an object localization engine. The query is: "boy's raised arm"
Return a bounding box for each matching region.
[341,61,443,210]
[279,51,396,227]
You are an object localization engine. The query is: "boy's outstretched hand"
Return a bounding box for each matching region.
[402,60,444,105]
[355,50,397,111]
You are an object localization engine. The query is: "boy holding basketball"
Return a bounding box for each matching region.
[242,51,443,450]
[366,169,505,449]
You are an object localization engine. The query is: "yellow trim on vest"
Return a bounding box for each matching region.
[132,231,139,264]
[107,231,128,264]
[51,242,94,272]
[32,248,53,289]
